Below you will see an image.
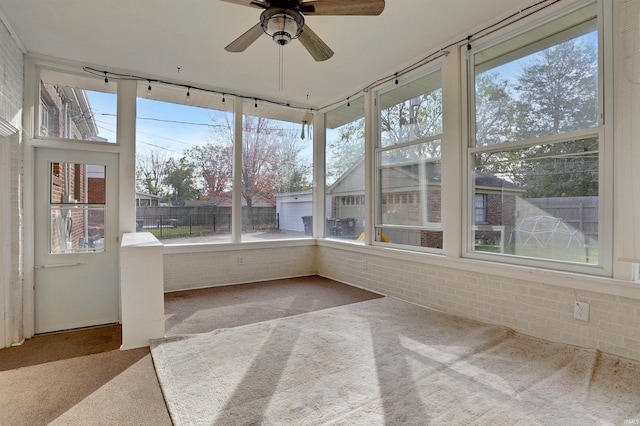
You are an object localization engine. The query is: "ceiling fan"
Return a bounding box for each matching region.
[221,0,385,61]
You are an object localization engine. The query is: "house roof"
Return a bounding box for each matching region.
[182,193,274,208]
[328,160,524,195]
[474,171,523,191]
[135,192,163,200]
[0,0,535,110]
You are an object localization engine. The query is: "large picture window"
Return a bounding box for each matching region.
[134,85,312,244]
[375,69,443,249]
[241,103,313,241]
[135,85,235,244]
[469,2,604,269]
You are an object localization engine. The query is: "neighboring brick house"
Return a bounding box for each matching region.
[39,82,100,140]
[327,159,523,247]
[42,84,103,252]
[472,171,524,250]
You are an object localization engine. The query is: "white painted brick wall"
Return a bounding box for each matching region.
[0,17,24,346]
[317,245,640,362]
[163,245,317,292]
[0,20,23,130]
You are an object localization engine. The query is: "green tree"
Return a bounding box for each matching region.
[241,116,280,211]
[186,143,233,200]
[512,139,599,198]
[327,117,365,185]
[135,148,170,199]
[207,114,311,213]
[164,156,201,203]
[379,89,443,161]
[475,34,599,198]
[474,71,515,146]
[274,129,312,193]
[513,38,598,140]
[512,37,599,197]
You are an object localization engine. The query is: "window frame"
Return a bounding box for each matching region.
[462,0,612,276]
[35,65,118,145]
[373,64,445,252]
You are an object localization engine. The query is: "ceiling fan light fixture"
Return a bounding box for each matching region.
[260,8,304,46]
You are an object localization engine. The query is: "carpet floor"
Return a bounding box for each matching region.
[152,297,640,425]
[0,276,380,425]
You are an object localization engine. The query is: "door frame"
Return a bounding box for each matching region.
[24,139,123,338]
[33,146,121,333]
[22,61,137,339]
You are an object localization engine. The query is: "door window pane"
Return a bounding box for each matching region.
[49,163,106,254]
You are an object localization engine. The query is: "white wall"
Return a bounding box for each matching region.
[317,242,640,362]
[0,15,24,348]
[163,241,317,292]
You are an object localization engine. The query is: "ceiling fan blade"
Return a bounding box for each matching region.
[300,0,384,16]
[219,0,268,8]
[225,22,265,52]
[298,24,334,62]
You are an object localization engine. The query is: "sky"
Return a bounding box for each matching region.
[86,92,313,162]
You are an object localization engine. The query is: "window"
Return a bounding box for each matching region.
[469,2,604,270]
[135,86,234,243]
[49,162,106,253]
[475,194,487,224]
[38,69,117,143]
[135,86,312,243]
[375,69,443,250]
[241,104,313,241]
[39,99,55,136]
[325,97,365,241]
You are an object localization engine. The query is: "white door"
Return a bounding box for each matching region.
[34,148,119,333]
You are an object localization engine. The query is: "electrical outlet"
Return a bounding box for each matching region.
[361,259,367,270]
[573,301,590,322]
[237,256,243,265]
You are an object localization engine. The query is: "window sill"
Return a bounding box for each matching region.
[162,238,316,255]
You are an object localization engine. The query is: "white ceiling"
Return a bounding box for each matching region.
[1,0,536,110]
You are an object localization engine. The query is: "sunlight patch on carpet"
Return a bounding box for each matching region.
[151,297,640,425]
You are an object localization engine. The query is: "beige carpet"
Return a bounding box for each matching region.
[165,276,383,336]
[0,277,379,425]
[151,297,640,425]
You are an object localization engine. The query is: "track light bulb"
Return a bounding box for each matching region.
[147,81,152,97]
